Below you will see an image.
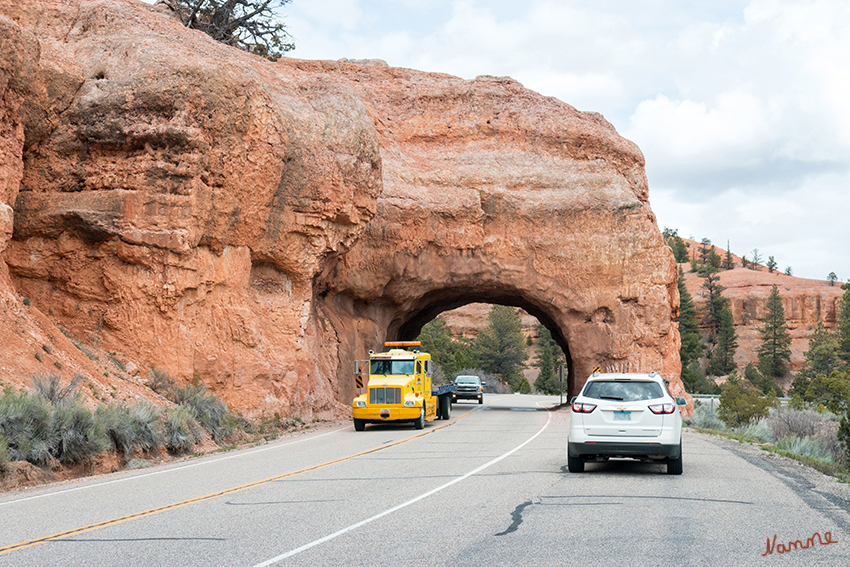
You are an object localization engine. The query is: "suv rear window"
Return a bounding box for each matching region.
[582,381,664,402]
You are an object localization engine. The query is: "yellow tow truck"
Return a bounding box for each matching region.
[352,342,456,431]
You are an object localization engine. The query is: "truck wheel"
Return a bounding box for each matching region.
[442,397,452,420]
[353,419,365,432]
[414,406,425,429]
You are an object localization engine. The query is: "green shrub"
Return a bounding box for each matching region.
[0,433,8,470]
[718,373,775,427]
[52,397,108,464]
[686,402,726,430]
[96,402,164,458]
[163,406,201,453]
[171,384,233,441]
[128,402,164,453]
[97,404,135,456]
[775,436,835,465]
[739,419,775,443]
[0,389,56,465]
[839,408,850,466]
[805,369,850,414]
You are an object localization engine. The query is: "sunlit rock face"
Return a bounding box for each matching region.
[0,0,683,417]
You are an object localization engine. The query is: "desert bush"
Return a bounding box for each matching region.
[129,402,164,453]
[171,384,233,441]
[718,373,776,427]
[775,436,835,464]
[163,406,201,453]
[96,403,163,458]
[148,368,174,395]
[838,408,850,466]
[52,397,108,464]
[0,389,56,465]
[814,421,846,467]
[686,401,727,430]
[96,404,136,457]
[768,407,826,440]
[32,373,81,404]
[0,433,8,470]
[739,419,775,443]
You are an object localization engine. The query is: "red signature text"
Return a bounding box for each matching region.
[762,531,838,556]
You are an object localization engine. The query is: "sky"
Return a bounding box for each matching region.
[147,1,850,281]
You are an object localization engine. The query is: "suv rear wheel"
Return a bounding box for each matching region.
[667,440,683,475]
[567,454,584,473]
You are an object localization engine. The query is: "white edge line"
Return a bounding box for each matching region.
[251,408,552,567]
[0,426,348,508]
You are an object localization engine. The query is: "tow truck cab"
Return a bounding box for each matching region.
[352,342,453,431]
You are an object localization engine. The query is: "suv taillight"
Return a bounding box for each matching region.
[649,403,675,414]
[572,402,597,413]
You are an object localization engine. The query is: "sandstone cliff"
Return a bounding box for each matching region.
[0,0,684,416]
[682,263,844,388]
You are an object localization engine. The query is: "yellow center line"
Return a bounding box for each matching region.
[0,404,484,555]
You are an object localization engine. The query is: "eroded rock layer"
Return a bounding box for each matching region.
[0,0,684,416]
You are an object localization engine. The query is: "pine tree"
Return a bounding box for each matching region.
[757,284,792,377]
[722,241,735,270]
[707,305,737,376]
[838,283,850,363]
[532,325,563,395]
[828,272,838,286]
[676,267,703,367]
[473,305,528,389]
[785,266,793,276]
[699,261,727,344]
[767,256,778,273]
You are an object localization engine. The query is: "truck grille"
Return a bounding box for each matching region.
[369,387,401,405]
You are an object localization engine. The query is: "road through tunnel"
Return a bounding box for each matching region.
[391,289,575,396]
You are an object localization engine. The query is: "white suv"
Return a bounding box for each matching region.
[567,372,686,474]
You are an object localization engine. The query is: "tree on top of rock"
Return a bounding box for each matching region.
[750,248,763,270]
[757,284,792,378]
[722,241,735,270]
[165,0,295,59]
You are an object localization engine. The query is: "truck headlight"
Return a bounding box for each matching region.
[355,400,367,407]
[404,400,416,407]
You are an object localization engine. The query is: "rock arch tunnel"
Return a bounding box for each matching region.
[310,70,686,409]
[392,291,575,392]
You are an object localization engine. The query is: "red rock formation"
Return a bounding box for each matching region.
[0,0,686,416]
[682,263,844,388]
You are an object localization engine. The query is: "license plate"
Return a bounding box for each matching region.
[613,411,631,421]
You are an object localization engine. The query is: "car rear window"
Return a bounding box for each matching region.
[582,380,664,402]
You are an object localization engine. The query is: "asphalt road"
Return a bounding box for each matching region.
[1,394,849,566]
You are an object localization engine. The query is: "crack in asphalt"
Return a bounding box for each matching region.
[495,500,533,536]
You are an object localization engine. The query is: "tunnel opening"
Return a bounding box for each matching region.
[388,288,575,397]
